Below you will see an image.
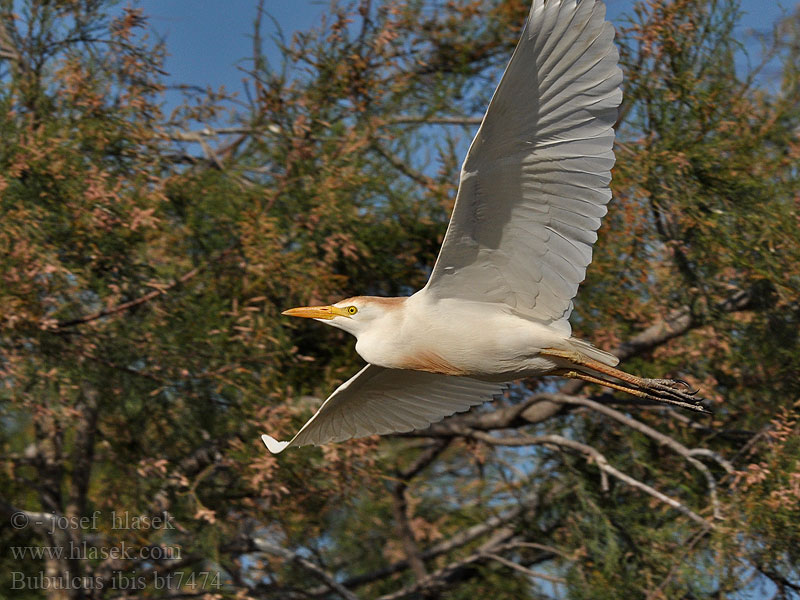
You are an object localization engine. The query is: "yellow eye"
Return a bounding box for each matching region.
[347,306,358,315]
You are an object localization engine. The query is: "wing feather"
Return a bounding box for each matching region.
[262,365,505,453]
[422,0,622,335]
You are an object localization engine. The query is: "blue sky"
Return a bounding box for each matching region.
[133,0,794,114]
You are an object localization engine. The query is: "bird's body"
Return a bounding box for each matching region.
[348,294,605,380]
[263,0,707,454]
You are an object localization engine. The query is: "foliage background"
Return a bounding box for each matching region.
[1,0,799,598]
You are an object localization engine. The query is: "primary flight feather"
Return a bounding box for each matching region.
[263,0,706,455]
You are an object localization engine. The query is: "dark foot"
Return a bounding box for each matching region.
[671,378,700,395]
[639,378,710,414]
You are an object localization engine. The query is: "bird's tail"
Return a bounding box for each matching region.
[567,338,619,367]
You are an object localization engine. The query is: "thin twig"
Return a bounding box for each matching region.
[254,539,359,600]
[374,530,515,600]
[371,142,434,187]
[645,526,713,600]
[55,248,234,329]
[480,552,566,584]
[389,115,482,126]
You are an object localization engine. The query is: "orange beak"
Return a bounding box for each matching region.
[282,305,347,320]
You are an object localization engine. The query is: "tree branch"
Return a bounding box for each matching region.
[461,430,709,526]
[328,488,544,591]
[0,500,60,536]
[545,392,732,519]
[54,247,234,329]
[0,17,20,64]
[374,534,562,600]
[391,440,450,582]
[375,529,515,600]
[253,538,359,600]
[371,142,434,187]
[645,526,713,600]
[389,115,482,126]
[66,386,98,521]
[391,483,428,582]
[480,552,566,584]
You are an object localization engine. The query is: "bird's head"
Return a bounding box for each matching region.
[281,296,405,337]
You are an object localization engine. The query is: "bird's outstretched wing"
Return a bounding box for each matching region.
[423,0,623,336]
[262,365,505,453]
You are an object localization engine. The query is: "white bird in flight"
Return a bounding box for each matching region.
[263,0,706,454]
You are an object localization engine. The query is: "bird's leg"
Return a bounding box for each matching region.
[542,349,710,414]
[551,369,710,413]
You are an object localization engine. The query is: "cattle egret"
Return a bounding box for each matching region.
[263,0,706,454]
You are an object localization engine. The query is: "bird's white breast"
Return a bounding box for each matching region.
[354,292,568,380]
